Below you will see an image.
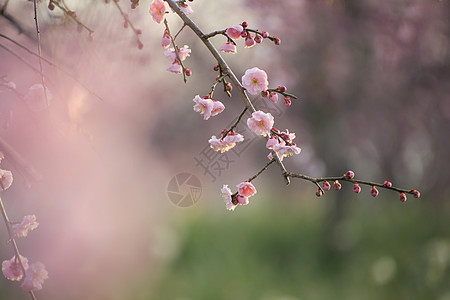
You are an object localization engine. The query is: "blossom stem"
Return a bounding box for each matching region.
[248,158,276,182]
[267,88,298,100]
[173,24,186,41]
[112,0,143,46]
[49,0,94,35]
[285,172,419,196]
[221,107,248,139]
[209,74,227,97]
[163,18,187,83]
[0,193,37,300]
[33,0,50,115]
[164,0,290,185]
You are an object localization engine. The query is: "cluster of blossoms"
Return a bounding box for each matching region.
[221,181,257,211]
[266,129,301,161]
[0,155,48,291]
[219,21,281,55]
[150,0,194,76]
[192,95,225,120]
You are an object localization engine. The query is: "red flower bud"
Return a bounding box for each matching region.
[333,180,341,191]
[400,193,407,202]
[353,183,361,193]
[383,181,392,188]
[410,189,420,198]
[345,170,355,179]
[322,181,331,191]
[370,186,379,197]
[262,31,269,38]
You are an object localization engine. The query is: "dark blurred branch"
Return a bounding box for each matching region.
[0,2,35,40]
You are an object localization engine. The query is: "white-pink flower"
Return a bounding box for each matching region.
[245,35,256,48]
[164,45,191,61]
[161,30,171,48]
[149,0,166,24]
[0,169,13,190]
[211,100,225,117]
[221,185,236,211]
[247,110,274,136]
[20,262,48,291]
[266,136,279,149]
[167,61,182,74]
[241,67,269,95]
[193,95,214,120]
[269,92,279,103]
[12,215,39,238]
[226,25,244,40]
[219,42,237,54]
[209,132,244,153]
[2,255,28,281]
[237,181,257,197]
[24,84,52,111]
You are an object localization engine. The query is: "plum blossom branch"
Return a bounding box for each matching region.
[221,107,248,140]
[164,0,290,185]
[248,158,276,182]
[163,18,188,83]
[0,193,37,300]
[285,171,421,201]
[112,0,143,49]
[49,0,94,36]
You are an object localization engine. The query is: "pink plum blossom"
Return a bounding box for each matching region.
[149,0,166,24]
[226,25,244,40]
[221,185,236,211]
[12,215,39,238]
[164,45,191,61]
[209,133,244,153]
[20,262,48,291]
[193,95,214,120]
[0,169,13,190]
[266,137,279,149]
[2,255,28,281]
[247,110,274,136]
[273,143,301,160]
[245,35,256,48]
[167,61,182,74]
[269,91,279,103]
[219,42,237,54]
[237,181,257,197]
[161,30,171,48]
[24,84,52,111]
[242,67,269,95]
[211,100,225,117]
[235,194,249,205]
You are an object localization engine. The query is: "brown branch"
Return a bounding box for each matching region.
[164,0,290,185]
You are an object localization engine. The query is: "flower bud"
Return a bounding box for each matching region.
[261,90,269,97]
[277,86,287,92]
[333,180,341,191]
[185,68,192,76]
[254,34,262,43]
[284,96,291,107]
[383,181,392,188]
[273,36,281,45]
[226,82,233,92]
[48,2,55,10]
[400,192,407,202]
[137,40,143,50]
[345,170,355,179]
[213,64,219,71]
[316,189,323,197]
[322,181,331,191]
[136,29,142,35]
[262,31,269,38]
[410,189,420,198]
[241,21,248,28]
[245,35,255,48]
[370,186,379,197]
[240,31,247,38]
[353,183,361,193]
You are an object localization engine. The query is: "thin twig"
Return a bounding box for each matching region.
[112,0,143,48]
[164,0,290,185]
[221,107,248,140]
[0,193,37,300]
[49,0,94,35]
[0,34,103,101]
[248,159,276,182]
[33,0,50,114]
[286,172,419,196]
[163,18,187,83]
